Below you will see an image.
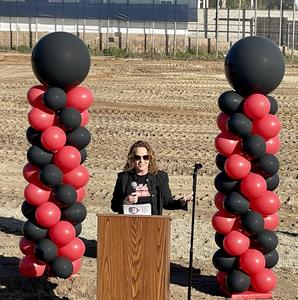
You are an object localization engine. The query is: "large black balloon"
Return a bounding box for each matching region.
[242,134,266,159]
[59,107,82,131]
[26,127,41,146]
[22,220,48,241]
[27,145,53,167]
[214,172,239,194]
[266,173,280,191]
[253,154,279,178]
[215,154,226,171]
[42,87,67,111]
[264,249,279,268]
[225,269,251,293]
[34,238,57,263]
[53,184,77,207]
[241,211,264,234]
[215,232,225,248]
[32,32,90,90]
[218,91,244,115]
[223,192,249,215]
[225,36,285,96]
[62,202,87,224]
[267,95,278,115]
[50,257,73,279]
[39,164,63,188]
[227,113,252,137]
[21,201,36,221]
[80,148,88,164]
[212,249,237,272]
[254,230,278,253]
[67,126,91,150]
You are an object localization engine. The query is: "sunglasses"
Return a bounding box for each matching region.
[133,155,150,161]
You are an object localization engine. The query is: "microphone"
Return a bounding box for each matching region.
[131,181,137,193]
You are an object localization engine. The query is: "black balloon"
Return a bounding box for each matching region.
[227,113,252,137]
[212,249,237,272]
[225,36,285,96]
[67,126,91,150]
[22,220,48,241]
[242,134,266,159]
[214,172,239,194]
[266,173,280,191]
[26,127,42,146]
[225,269,251,293]
[42,87,67,111]
[53,184,77,207]
[223,192,249,215]
[59,107,82,131]
[40,164,63,188]
[254,230,278,253]
[264,249,279,268]
[62,202,87,224]
[21,201,36,221]
[241,211,264,234]
[215,232,225,248]
[253,154,279,178]
[31,32,90,90]
[215,154,226,171]
[74,223,82,237]
[218,91,244,115]
[27,145,53,167]
[50,257,73,279]
[267,95,278,115]
[80,148,87,164]
[34,238,57,263]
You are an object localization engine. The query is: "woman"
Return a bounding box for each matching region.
[111,140,193,215]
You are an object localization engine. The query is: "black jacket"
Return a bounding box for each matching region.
[111,170,187,215]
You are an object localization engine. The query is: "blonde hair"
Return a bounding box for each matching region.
[123,140,158,175]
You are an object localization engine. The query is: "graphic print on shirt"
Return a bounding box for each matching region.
[135,183,151,204]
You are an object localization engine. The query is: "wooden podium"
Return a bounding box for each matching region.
[97,214,171,300]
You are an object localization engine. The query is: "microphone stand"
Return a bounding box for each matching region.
[187,163,202,300]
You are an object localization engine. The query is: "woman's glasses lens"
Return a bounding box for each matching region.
[134,155,150,161]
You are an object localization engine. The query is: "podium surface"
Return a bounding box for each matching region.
[97,214,171,300]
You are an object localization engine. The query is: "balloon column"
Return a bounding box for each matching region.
[20,32,92,278]
[213,36,284,297]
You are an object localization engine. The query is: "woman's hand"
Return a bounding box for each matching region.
[124,192,138,204]
[180,193,193,205]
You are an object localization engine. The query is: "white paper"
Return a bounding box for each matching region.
[123,203,152,215]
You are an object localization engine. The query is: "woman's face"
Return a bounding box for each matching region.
[133,147,150,175]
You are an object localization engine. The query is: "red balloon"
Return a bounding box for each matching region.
[66,86,93,112]
[215,132,240,156]
[24,183,51,206]
[19,255,46,277]
[28,107,55,131]
[212,210,237,234]
[35,202,61,228]
[214,192,225,210]
[251,268,277,293]
[264,212,279,230]
[41,126,66,152]
[216,271,227,288]
[223,231,250,256]
[243,93,270,120]
[253,114,281,139]
[265,136,281,155]
[240,173,267,199]
[250,191,281,216]
[54,146,81,172]
[58,237,86,261]
[216,112,229,133]
[19,237,35,255]
[72,258,82,275]
[49,221,76,247]
[80,110,89,126]
[76,186,87,202]
[224,154,251,180]
[239,249,266,275]
[27,85,47,109]
[23,163,40,183]
[63,165,89,189]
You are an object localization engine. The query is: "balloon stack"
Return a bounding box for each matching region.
[20,32,92,279]
[213,37,285,298]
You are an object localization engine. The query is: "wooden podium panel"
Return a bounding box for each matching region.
[97,214,171,300]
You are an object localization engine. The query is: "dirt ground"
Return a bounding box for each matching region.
[0,53,297,300]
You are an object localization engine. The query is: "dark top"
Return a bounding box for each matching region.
[111,170,188,215]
